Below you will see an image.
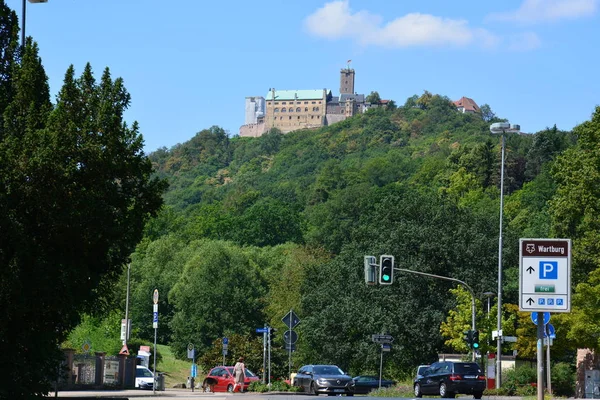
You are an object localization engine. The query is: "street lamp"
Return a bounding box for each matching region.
[483,291,494,315]
[489,122,520,389]
[21,0,48,46]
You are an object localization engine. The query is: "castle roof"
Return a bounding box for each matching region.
[266,89,329,101]
[340,93,365,103]
[453,96,480,113]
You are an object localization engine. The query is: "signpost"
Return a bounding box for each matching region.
[520,238,571,400]
[222,337,228,366]
[282,310,301,385]
[371,334,394,389]
[519,239,571,312]
[152,289,159,394]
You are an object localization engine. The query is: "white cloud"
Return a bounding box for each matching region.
[304,0,497,48]
[507,32,542,51]
[488,0,598,23]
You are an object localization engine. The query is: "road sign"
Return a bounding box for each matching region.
[256,327,269,334]
[546,323,556,339]
[191,363,197,378]
[531,312,550,325]
[282,310,300,329]
[153,289,159,304]
[284,343,296,352]
[82,340,91,354]
[381,343,392,352]
[284,330,298,345]
[519,238,571,312]
[371,334,394,344]
[222,337,229,345]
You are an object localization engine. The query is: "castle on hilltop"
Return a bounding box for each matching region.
[239,67,481,137]
[239,67,381,137]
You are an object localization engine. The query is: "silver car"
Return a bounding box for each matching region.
[293,364,353,396]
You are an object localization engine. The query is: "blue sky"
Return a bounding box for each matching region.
[9,0,600,153]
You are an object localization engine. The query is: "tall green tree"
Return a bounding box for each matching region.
[550,106,600,284]
[0,55,166,398]
[169,240,267,358]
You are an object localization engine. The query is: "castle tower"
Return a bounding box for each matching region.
[340,67,355,95]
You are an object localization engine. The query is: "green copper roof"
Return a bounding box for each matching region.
[266,89,327,101]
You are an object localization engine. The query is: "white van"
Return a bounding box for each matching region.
[135,366,154,389]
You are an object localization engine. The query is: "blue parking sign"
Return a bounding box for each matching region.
[539,261,558,279]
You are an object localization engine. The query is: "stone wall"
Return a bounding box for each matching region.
[239,122,267,137]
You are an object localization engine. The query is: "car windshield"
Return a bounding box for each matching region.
[454,363,481,374]
[136,368,153,378]
[225,367,256,377]
[314,366,344,375]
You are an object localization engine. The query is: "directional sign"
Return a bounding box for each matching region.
[256,327,269,334]
[519,238,571,312]
[371,334,394,344]
[284,330,298,345]
[282,310,300,329]
[531,312,550,325]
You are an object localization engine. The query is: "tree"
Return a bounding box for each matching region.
[365,91,381,104]
[550,106,600,284]
[169,240,267,358]
[479,104,496,122]
[0,56,166,397]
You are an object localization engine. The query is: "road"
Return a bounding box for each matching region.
[47,390,513,400]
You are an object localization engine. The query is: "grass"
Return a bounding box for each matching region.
[156,344,204,388]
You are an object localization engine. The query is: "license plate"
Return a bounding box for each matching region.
[333,389,345,392]
[464,375,476,379]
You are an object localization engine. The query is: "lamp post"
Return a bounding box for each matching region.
[489,122,520,389]
[21,0,48,46]
[483,291,494,315]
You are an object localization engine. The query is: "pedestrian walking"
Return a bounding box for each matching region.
[233,357,246,393]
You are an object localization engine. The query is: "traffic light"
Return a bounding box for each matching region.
[463,330,473,348]
[379,255,394,285]
[268,327,277,343]
[364,256,377,285]
[472,330,480,350]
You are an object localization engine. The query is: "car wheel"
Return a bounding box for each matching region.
[227,384,234,393]
[474,392,483,399]
[310,382,318,396]
[440,383,455,398]
[414,383,423,398]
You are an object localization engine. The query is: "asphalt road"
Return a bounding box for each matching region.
[47,390,520,400]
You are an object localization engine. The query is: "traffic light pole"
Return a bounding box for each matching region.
[393,267,477,360]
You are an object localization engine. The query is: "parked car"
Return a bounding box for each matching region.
[135,365,154,390]
[293,364,353,396]
[348,375,396,394]
[204,365,259,392]
[414,361,485,399]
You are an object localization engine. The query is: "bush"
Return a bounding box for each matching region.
[248,381,268,392]
[551,362,575,397]
[501,365,537,396]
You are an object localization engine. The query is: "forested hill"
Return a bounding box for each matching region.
[115,93,600,377]
[147,93,571,252]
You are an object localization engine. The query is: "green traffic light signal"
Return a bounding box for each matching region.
[472,330,480,349]
[379,255,394,285]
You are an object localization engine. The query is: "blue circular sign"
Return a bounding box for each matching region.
[222,337,229,345]
[531,312,550,325]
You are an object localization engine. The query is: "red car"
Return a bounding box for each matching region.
[203,365,260,392]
